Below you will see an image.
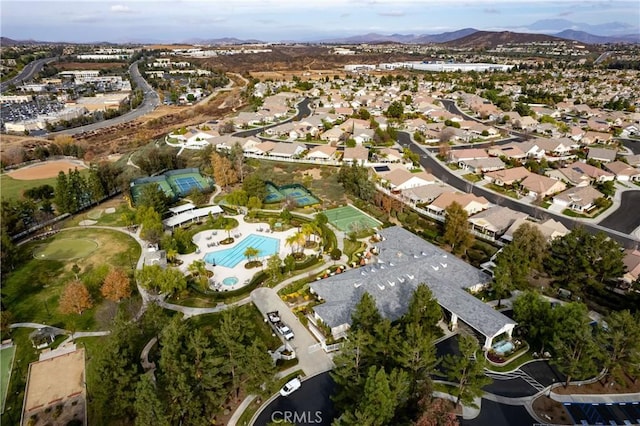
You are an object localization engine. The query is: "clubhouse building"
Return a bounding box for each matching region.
[309,226,515,350]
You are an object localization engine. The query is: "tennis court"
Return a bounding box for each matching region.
[203,234,280,268]
[324,205,382,232]
[172,176,203,194]
[263,182,320,207]
[1,344,15,413]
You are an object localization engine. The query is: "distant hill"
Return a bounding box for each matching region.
[527,19,639,36]
[317,28,478,44]
[555,30,640,44]
[444,31,567,48]
[182,37,264,45]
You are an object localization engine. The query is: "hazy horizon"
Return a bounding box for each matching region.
[2,0,639,44]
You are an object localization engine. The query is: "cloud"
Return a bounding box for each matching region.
[483,8,500,14]
[110,4,134,14]
[378,10,405,17]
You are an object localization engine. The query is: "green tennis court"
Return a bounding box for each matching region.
[1,345,16,413]
[323,205,382,232]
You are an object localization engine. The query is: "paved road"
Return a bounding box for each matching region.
[620,137,640,155]
[1,57,57,92]
[51,60,161,136]
[460,398,537,426]
[253,372,337,426]
[599,190,640,234]
[233,98,312,139]
[397,131,640,247]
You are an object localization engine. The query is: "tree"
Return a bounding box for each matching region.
[244,246,259,263]
[266,254,282,282]
[397,323,438,398]
[442,335,492,407]
[551,302,600,387]
[443,202,474,256]
[136,183,171,215]
[136,265,187,296]
[597,310,640,386]
[188,260,209,291]
[134,375,170,426]
[512,291,555,352]
[136,206,164,244]
[101,268,132,302]
[414,397,459,426]
[211,151,238,188]
[386,101,404,119]
[546,228,624,296]
[350,292,381,336]
[59,280,93,314]
[54,170,71,213]
[403,283,442,333]
[342,366,397,425]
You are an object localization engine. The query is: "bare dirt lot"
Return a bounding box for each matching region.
[54,61,128,71]
[7,159,88,180]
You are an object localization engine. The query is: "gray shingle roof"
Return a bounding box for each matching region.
[310,226,515,338]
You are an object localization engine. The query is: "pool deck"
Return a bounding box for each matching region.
[176,214,320,291]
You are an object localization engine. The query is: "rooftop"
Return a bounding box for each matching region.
[311,226,514,339]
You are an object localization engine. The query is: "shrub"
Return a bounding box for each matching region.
[330,248,342,260]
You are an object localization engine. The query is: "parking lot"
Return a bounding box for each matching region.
[1,97,64,126]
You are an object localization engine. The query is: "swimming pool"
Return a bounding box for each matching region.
[492,340,514,355]
[203,234,280,268]
[222,276,239,286]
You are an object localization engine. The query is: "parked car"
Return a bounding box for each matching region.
[279,377,301,396]
[267,311,281,323]
[276,323,295,341]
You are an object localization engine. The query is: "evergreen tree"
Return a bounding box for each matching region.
[403,283,442,333]
[54,170,70,213]
[598,310,640,386]
[350,292,382,335]
[512,291,555,352]
[134,375,170,426]
[442,335,492,407]
[443,202,474,256]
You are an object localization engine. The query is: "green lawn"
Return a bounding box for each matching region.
[485,183,520,199]
[0,174,58,201]
[462,173,482,183]
[32,238,99,260]
[0,345,16,413]
[2,228,141,331]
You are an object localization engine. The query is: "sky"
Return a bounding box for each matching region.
[1,0,639,43]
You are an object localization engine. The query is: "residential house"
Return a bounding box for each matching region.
[535,138,574,158]
[547,162,615,186]
[552,185,604,212]
[214,135,252,151]
[343,145,370,165]
[353,128,375,144]
[512,116,538,131]
[427,192,490,216]
[581,131,613,145]
[587,118,610,132]
[378,147,404,163]
[401,185,455,205]
[459,157,506,174]
[484,166,531,186]
[626,155,640,167]
[449,148,488,165]
[501,218,569,243]
[320,126,345,143]
[268,142,306,158]
[520,173,567,197]
[468,206,529,240]
[487,144,527,161]
[604,161,640,182]
[253,141,277,156]
[306,145,338,161]
[587,147,617,163]
[622,249,640,284]
[381,169,437,191]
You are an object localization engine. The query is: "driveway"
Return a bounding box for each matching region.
[251,288,334,376]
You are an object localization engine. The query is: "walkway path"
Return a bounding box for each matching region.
[9,323,67,334]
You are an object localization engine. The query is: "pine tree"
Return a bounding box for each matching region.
[134,375,169,426]
[350,292,382,336]
[443,335,492,407]
[54,170,70,213]
[443,202,474,256]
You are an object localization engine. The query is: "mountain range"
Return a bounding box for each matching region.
[2,19,638,46]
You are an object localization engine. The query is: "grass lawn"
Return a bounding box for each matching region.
[0,174,58,201]
[64,198,134,228]
[32,238,99,260]
[485,182,520,199]
[462,173,482,183]
[0,345,16,413]
[0,329,39,425]
[3,228,141,331]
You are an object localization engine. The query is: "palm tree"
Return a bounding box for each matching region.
[285,234,298,255]
[244,246,259,263]
[301,222,318,246]
[166,248,178,264]
[294,231,306,254]
[188,260,209,290]
[225,223,234,240]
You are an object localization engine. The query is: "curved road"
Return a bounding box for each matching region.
[253,372,337,426]
[51,60,161,136]
[1,56,57,92]
[397,131,639,247]
[232,97,312,139]
[598,190,640,234]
